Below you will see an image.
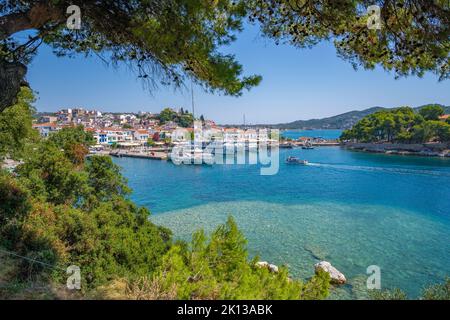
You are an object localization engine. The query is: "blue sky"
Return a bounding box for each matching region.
[26,24,449,124]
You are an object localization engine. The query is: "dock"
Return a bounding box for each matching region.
[281,141,340,148]
[109,151,168,160]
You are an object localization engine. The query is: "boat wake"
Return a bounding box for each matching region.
[306,162,450,177]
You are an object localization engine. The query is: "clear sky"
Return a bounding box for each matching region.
[27,24,450,124]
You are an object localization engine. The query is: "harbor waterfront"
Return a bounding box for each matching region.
[113,130,450,299]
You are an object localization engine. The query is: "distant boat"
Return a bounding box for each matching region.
[280,143,294,149]
[286,156,309,165]
[302,142,314,150]
[171,147,213,165]
[223,142,236,154]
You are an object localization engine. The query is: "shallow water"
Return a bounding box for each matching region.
[114,133,450,299]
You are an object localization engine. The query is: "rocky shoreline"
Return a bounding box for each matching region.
[342,142,450,158]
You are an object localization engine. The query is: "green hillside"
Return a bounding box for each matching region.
[270,104,450,130]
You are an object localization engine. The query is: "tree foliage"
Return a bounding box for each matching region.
[341,106,450,143]
[3,155,172,289]
[102,217,330,300]
[2,1,449,111]
[0,0,262,110]
[17,140,89,205]
[418,104,445,120]
[47,125,95,165]
[158,107,194,127]
[0,87,37,158]
[371,278,450,300]
[0,93,173,289]
[250,0,449,80]
[421,278,450,300]
[84,156,131,204]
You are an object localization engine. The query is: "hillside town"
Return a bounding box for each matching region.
[31,107,289,160]
[33,107,215,146]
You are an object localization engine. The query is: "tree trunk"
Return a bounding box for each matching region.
[0,59,28,112]
[0,2,65,110]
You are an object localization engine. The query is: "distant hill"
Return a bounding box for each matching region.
[269,104,450,130]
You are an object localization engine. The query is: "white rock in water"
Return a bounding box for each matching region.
[314,261,346,285]
[255,261,279,273]
[255,261,269,268]
[268,264,279,273]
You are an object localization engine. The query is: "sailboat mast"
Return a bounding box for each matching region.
[191,81,195,119]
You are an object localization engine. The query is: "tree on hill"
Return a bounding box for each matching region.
[158,108,178,124]
[177,113,194,128]
[341,106,450,143]
[419,105,445,121]
[158,107,193,127]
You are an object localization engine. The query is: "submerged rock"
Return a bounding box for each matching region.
[303,244,328,261]
[314,261,346,285]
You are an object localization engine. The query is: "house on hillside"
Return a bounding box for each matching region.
[32,123,58,137]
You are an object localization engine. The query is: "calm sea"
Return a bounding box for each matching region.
[113,130,450,299]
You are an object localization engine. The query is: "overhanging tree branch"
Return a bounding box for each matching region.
[0,2,65,40]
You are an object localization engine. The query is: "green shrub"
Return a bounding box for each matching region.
[150,216,330,300]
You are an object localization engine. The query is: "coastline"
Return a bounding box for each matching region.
[342,142,450,158]
[115,139,450,298]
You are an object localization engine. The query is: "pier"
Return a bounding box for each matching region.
[109,150,168,160]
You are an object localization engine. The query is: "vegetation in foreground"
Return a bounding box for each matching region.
[370,279,450,300]
[0,88,330,300]
[341,105,450,143]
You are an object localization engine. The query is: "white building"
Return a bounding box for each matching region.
[224,128,244,142]
[133,129,150,144]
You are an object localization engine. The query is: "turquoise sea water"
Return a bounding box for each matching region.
[281,129,342,140]
[113,130,450,299]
